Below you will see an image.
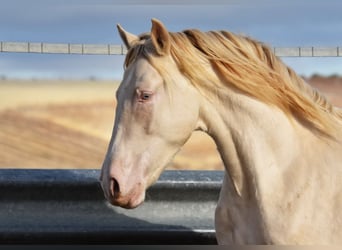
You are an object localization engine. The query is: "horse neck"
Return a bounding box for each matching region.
[198,87,313,197]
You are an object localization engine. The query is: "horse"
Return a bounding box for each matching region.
[100,18,342,244]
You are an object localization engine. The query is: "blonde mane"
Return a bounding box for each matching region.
[124,29,342,138]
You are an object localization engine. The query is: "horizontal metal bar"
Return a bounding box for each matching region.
[0,169,223,244]
[0,42,127,55]
[274,47,342,57]
[0,42,341,57]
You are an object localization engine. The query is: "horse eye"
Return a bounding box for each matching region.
[142,92,151,100]
[137,91,153,102]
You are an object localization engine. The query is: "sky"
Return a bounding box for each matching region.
[0,0,341,80]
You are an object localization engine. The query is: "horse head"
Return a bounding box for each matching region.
[100,19,202,208]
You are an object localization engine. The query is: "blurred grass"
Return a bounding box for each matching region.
[0,79,117,109]
[0,79,223,170]
[1,77,339,170]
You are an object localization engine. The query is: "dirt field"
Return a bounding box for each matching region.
[0,76,341,170]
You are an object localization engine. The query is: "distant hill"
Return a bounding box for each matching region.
[306,75,342,107]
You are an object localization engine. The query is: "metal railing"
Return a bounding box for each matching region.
[1,41,341,57]
[0,169,222,244]
[0,42,127,55]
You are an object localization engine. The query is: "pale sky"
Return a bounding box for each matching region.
[0,0,341,80]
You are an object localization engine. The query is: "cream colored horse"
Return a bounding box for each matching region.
[100,19,342,244]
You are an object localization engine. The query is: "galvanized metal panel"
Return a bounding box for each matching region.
[299,47,313,57]
[42,43,69,54]
[28,42,42,53]
[274,47,299,57]
[313,47,338,57]
[0,169,222,244]
[69,44,83,54]
[83,44,109,55]
[2,42,28,53]
[109,45,123,55]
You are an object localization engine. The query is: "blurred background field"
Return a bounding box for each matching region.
[0,76,341,170]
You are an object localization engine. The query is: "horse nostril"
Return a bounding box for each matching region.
[111,178,120,198]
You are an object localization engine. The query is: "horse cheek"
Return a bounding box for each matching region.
[134,103,155,135]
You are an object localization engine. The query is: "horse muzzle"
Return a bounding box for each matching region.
[100,176,146,209]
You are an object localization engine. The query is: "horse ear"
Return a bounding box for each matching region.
[117,24,138,50]
[150,18,170,56]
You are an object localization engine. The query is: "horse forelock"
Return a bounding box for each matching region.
[123,28,341,138]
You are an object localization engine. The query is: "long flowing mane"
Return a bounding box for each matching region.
[124,29,342,138]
